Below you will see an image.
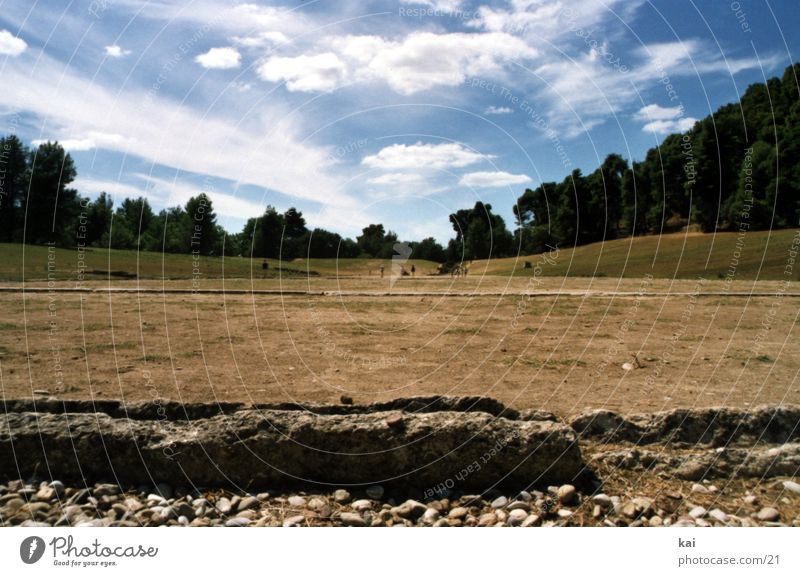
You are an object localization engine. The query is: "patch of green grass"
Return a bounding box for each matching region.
[81,342,137,352]
[445,327,480,335]
[754,354,773,363]
[0,322,18,330]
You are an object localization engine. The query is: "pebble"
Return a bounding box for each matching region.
[507,500,530,512]
[557,484,577,505]
[521,514,541,527]
[366,486,384,499]
[283,515,306,527]
[648,515,663,527]
[477,512,496,527]
[421,508,440,525]
[216,497,232,514]
[688,506,707,519]
[756,507,780,522]
[691,483,709,494]
[340,512,367,527]
[333,489,351,504]
[287,495,307,508]
[709,509,727,523]
[48,481,66,497]
[238,496,259,511]
[224,517,251,527]
[592,494,612,508]
[783,480,800,495]
[351,499,372,512]
[556,509,573,518]
[490,496,508,509]
[743,495,758,505]
[507,509,528,526]
[448,507,469,520]
[94,484,120,498]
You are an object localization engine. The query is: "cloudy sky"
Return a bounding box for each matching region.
[1,0,796,242]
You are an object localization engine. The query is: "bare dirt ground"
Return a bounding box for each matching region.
[1,277,797,418]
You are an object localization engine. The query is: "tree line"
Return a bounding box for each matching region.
[1,64,797,263]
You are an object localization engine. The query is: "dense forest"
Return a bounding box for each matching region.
[0,64,797,263]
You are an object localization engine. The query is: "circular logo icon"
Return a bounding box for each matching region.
[20,536,46,564]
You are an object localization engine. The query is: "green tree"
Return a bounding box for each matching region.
[357,223,386,257]
[185,193,220,255]
[0,135,28,242]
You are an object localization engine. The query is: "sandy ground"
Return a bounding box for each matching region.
[0,277,798,418]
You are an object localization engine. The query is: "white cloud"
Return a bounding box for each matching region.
[134,174,265,219]
[0,29,26,56]
[400,0,465,10]
[104,45,131,58]
[484,106,513,115]
[32,131,132,151]
[634,104,697,134]
[257,52,346,92]
[259,32,536,94]
[3,54,351,209]
[195,47,241,69]
[362,142,493,170]
[367,173,424,185]
[459,171,531,188]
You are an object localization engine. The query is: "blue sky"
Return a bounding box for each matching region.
[1,0,797,243]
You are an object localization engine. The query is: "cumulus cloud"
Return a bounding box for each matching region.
[259,31,536,94]
[400,0,465,10]
[195,47,241,69]
[367,173,424,185]
[634,104,697,134]
[459,171,531,188]
[257,52,346,92]
[32,131,131,151]
[0,29,26,56]
[484,106,513,115]
[104,45,131,58]
[362,142,492,170]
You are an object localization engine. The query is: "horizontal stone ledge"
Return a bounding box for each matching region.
[1,396,560,422]
[0,409,584,490]
[571,404,800,446]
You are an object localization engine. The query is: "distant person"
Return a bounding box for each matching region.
[380,264,385,278]
[411,264,416,277]
[262,260,268,271]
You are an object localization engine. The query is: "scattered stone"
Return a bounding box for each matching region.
[709,509,727,523]
[340,512,367,527]
[238,496,259,511]
[339,395,353,405]
[648,516,663,527]
[421,508,440,525]
[287,495,307,508]
[688,506,707,519]
[507,500,530,512]
[556,509,573,518]
[216,497,232,514]
[477,512,496,527]
[35,486,56,501]
[691,483,709,494]
[224,517,250,527]
[48,481,66,498]
[385,413,404,429]
[333,489,351,504]
[351,499,372,512]
[448,507,469,520]
[507,509,528,526]
[521,514,541,527]
[283,515,305,527]
[557,484,577,505]
[756,507,780,522]
[93,484,120,498]
[592,494,612,508]
[490,496,508,509]
[743,495,758,505]
[783,480,800,495]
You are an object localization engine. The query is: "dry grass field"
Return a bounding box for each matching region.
[1,275,797,418]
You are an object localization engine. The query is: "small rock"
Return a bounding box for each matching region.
[287,495,307,508]
[622,362,634,371]
[237,496,259,511]
[648,515,663,527]
[340,395,353,405]
[507,509,528,526]
[48,481,66,497]
[490,496,508,509]
[333,489,351,504]
[477,512,496,527]
[507,500,530,512]
[517,491,532,502]
[691,483,709,494]
[782,480,800,495]
[521,514,541,527]
[93,484,120,498]
[689,506,707,519]
[621,501,638,518]
[556,509,573,518]
[216,497,232,514]
[365,486,384,499]
[224,517,251,527]
[556,484,577,505]
[743,495,758,505]
[340,512,367,527]
[421,508,440,525]
[385,413,404,428]
[756,507,780,522]
[592,494,612,508]
[709,509,727,523]
[448,506,469,520]
[35,486,56,502]
[351,499,372,512]
[592,505,603,518]
[283,515,305,527]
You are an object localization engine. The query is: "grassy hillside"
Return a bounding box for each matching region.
[472,229,800,280]
[1,229,797,282]
[0,243,439,282]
